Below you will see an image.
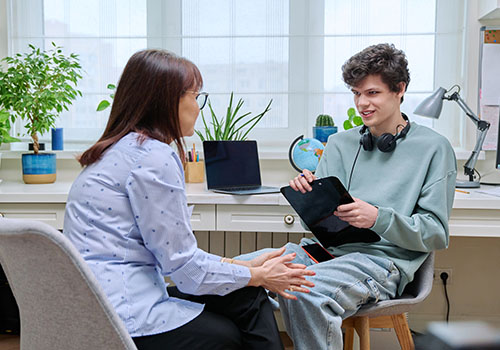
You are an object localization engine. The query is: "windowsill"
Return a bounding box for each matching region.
[0,150,82,160]
[0,148,487,161]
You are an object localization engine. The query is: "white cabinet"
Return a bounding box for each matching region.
[449,208,500,237]
[216,204,306,233]
[190,204,216,231]
[0,203,216,231]
[0,203,66,229]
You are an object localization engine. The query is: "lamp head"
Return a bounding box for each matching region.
[414,87,447,119]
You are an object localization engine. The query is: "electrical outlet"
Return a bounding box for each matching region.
[434,268,453,284]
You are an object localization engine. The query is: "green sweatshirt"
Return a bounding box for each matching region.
[305,122,457,295]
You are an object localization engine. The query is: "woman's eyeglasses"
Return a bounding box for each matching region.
[186,91,209,110]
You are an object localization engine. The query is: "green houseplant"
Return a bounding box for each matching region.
[343,107,363,130]
[0,108,19,146]
[96,84,116,111]
[195,92,272,141]
[0,108,20,181]
[0,43,83,183]
[313,113,337,143]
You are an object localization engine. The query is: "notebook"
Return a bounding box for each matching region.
[203,140,280,195]
[280,176,380,248]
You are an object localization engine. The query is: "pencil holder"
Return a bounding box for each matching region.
[184,161,204,183]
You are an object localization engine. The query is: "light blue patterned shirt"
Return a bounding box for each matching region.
[63,132,251,337]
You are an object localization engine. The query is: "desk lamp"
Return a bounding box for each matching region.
[414,85,490,188]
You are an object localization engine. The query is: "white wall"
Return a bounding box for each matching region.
[461,1,500,184]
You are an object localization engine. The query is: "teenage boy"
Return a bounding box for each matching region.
[236,43,457,349]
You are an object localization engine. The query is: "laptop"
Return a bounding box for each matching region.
[203,140,280,195]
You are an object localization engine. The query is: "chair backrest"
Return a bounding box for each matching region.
[402,251,435,300]
[0,218,137,350]
[355,252,435,317]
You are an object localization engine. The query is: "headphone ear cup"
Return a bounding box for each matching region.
[361,132,374,151]
[377,133,397,153]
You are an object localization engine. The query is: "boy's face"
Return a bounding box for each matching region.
[351,74,405,136]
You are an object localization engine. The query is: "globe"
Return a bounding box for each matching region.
[288,135,325,172]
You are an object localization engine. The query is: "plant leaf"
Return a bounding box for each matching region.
[343,120,353,130]
[353,116,363,126]
[96,100,110,111]
[347,107,356,118]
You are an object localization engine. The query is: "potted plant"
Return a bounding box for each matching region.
[343,107,363,130]
[313,114,337,144]
[195,92,272,141]
[0,43,83,184]
[0,108,20,182]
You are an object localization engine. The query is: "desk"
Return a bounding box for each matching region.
[1,181,500,238]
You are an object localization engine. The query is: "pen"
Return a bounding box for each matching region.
[193,143,196,161]
[455,189,470,194]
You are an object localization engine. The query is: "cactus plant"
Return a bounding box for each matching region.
[315,114,335,127]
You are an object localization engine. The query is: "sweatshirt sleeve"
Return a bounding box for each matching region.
[126,149,251,296]
[370,169,456,252]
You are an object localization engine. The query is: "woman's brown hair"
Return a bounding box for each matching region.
[78,49,202,166]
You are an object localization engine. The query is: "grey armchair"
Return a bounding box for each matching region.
[342,252,435,350]
[0,218,137,350]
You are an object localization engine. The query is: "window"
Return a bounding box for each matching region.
[7,0,466,151]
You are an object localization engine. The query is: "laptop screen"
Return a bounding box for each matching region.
[203,141,262,189]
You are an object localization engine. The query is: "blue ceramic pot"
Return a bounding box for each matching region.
[313,126,338,144]
[22,153,57,184]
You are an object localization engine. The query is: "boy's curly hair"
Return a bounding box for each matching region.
[342,43,410,103]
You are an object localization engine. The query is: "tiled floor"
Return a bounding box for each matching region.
[0,333,293,350]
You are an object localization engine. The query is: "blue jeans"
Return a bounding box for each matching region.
[236,242,400,350]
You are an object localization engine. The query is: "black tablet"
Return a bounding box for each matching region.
[280,176,380,248]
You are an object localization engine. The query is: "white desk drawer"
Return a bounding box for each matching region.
[450,209,500,237]
[217,205,307,233]
[190,204,216,231]
[0,203,66,230]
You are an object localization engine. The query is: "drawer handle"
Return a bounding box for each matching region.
[284,214,295,225]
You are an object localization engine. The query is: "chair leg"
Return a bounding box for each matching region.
[343,327,355,350]
[391,313,414,350]
[354,316,370,350]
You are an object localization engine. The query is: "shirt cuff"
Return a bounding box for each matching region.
[205,252,222,262]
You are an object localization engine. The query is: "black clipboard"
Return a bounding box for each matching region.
[280,176,380,248]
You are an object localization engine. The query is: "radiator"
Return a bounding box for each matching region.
[194,231,314,257]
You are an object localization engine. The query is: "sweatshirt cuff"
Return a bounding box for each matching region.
[370,206,393,235]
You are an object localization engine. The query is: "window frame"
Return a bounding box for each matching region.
[5,0,467,154]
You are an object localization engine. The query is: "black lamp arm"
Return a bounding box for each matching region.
[447,91,491,180]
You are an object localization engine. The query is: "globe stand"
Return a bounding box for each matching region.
[288,135,325,174]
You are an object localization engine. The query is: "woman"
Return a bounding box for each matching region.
[63,49,315,350]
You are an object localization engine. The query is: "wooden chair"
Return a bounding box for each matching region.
[342,252,435,350]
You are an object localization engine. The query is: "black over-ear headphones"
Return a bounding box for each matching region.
[359,113,411,153]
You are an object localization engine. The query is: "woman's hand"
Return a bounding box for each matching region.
[289,169,317,193]
[246,246,287,268]
[249,253,316,300]
[334,197,378,229]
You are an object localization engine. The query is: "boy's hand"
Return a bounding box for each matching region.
[289,169,317,193]
[334,197,378,228]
